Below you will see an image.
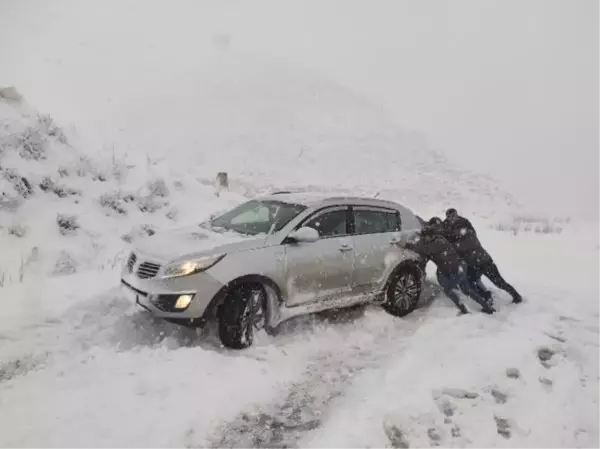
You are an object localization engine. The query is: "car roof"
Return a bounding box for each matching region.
[257,191,404,210]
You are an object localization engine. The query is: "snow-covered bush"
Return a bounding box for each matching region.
[121,224,157,243]
[16,125,47,160]
[8,224,27,237]
[493,215,565,235]
[3,169,33,198]
[99,191,127,215]
[52,250,78,276]
[147,178,169,198]
[39,176,79,198]
[37,113,67,144]
[56,214,79,235]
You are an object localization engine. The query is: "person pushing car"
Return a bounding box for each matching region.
[442,208,523,304]
[401,217,495,315]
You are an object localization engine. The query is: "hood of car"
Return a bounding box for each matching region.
[131,225,270,262]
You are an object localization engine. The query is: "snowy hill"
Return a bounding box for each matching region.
[0,61,598,448]
[78,52,523,221]
[0,90,244,326]
[0,83,600,449]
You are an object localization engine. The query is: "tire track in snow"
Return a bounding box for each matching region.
[206,306,434,449]
[0,287,216,382]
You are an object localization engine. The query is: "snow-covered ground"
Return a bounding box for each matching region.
[1,47,598,447]
[1,87,598,448]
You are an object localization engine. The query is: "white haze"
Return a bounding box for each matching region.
[0,0,597,220]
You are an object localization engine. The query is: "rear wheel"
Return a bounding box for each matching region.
[218,283,266,349]
[382,265,422,317]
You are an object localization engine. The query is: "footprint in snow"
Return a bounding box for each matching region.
[434,395,456,417]
[537,346,559,369]
[489,388,509,404]
[382,421,410,449]
[494,415,512,439]
[539,376,553,392]
[439,387,479,400]
[505,367,521,379]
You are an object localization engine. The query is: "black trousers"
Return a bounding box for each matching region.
[466,266,492,300]
[437,268,492,312]
[468,262,521,301]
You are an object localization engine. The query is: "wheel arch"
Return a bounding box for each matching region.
[202,274,284,329]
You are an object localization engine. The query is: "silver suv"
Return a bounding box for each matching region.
[120,192,424,349]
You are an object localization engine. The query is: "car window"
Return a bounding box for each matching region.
[230,205,270,224]
[304,209,348,238]
[210,200,306,235]
[354,208,400,235]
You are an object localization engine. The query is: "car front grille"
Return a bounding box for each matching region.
[126,252,137,272]
[137,261,161,279]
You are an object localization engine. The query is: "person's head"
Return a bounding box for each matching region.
[422,216,442,236]
[445,208,458,221]
[428,216,443,226]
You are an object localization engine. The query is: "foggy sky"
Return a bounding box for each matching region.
[1,0,598,219]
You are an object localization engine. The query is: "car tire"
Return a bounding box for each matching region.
[218,283,266,349]
[382,264,422,317]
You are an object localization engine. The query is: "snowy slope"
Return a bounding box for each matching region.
[0,58,598,448]
[77,52,523,221]
[0,86,600,449]
[0,92,243,330]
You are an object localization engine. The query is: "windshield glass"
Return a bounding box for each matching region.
[209,200,307,236]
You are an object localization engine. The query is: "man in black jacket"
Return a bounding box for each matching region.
[443,208,523,304]
[403,218,495,315]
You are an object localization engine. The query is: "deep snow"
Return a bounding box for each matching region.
[1,56,598,447]
[0,0,600,449]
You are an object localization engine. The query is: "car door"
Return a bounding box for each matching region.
[351,206,405,295]
[283,206,355,307]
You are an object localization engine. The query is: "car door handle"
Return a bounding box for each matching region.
[339,244,353,252]
[389,237,400,245]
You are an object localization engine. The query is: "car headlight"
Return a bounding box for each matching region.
[161,254,226,278]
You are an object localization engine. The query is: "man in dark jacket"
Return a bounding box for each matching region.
[403,218,495,315]
[443,208,523,304]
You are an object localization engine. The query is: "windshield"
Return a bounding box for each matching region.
[209,200,307,236]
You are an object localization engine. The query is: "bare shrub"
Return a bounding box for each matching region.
[137,195,167,213]
[4,169,33,198]
[39,177,79,198]
[37,114,68,144]
[99,192,127,215]
[57,214,79,235]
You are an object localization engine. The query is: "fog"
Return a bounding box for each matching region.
[1,0,597,220]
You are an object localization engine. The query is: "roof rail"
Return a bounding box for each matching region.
[270,190,293,195]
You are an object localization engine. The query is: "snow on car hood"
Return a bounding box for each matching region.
[131,225,268,262]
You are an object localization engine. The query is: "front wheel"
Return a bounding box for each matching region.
[382,265,422,317]
[218,284,266,349]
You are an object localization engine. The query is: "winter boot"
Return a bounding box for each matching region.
[481,303,496,314]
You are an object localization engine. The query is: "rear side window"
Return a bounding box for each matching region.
[354,208,401,235]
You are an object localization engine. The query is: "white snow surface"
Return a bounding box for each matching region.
[0,79,598,447]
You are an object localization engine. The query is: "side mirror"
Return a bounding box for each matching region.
[287,226,319,243]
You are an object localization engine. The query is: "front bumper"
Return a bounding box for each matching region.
[120,265,225,320]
